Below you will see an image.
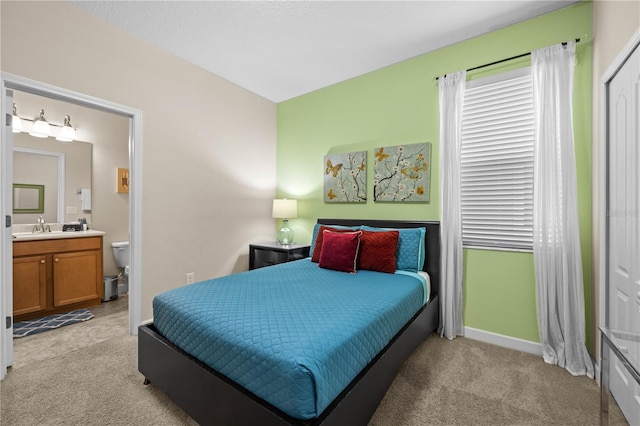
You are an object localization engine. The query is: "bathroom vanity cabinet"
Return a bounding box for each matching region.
[13,235,104,322]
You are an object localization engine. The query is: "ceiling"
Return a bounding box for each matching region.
[69,1,580,103]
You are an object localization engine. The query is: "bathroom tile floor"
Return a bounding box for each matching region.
[11,294,129,369]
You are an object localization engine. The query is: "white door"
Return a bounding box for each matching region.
[607,41,640,422]
[1,85,15,379]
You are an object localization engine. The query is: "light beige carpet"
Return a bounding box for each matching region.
[1,332,629,425]
[371,336,629,426]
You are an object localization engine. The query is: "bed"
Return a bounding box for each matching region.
[138,218,440,425]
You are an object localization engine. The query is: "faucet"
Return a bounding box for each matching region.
[32,216,50,233]
[33,216,43,233]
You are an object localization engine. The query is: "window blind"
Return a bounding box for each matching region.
[460,69,534,250]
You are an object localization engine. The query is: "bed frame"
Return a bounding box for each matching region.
[138,219,440,425]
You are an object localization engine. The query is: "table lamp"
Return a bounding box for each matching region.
[272,198,297,245]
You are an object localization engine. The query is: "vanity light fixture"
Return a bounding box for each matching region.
[29,109,51,138]
[12,104,23,133]
[56,115,76,142]
[12,104,77,142]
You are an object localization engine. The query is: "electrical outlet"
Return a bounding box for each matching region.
[186,272,195,284]
[66,206,77,214]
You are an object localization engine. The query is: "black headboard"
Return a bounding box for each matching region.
[317,219,440,298]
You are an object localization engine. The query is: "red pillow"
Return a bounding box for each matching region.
[358,230,399,274]
[318,230,362,273]
[311,226,356,262]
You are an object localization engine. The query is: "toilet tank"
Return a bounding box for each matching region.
[111,241,130,268]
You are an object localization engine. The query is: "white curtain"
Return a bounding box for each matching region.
[438,71,466,340]
[532,41,594,377]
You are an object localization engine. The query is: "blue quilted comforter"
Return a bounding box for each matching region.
[153,258,426,420]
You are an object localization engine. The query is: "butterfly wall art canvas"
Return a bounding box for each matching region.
[373,142,431,202]
[323,151,367,203]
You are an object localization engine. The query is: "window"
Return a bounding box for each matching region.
[460,68,534,251]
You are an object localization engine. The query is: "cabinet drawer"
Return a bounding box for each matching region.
[254,249,288,267]
[14,236,102,257]
[249,243,310,270]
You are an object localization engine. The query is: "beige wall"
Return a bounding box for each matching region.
[1,1,277,321]
[591,0,640,352]
[81,106,130,277]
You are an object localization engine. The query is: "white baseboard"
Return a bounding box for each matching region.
[464,326,542,356]
[464,327,599,381]
[140,317,154,326]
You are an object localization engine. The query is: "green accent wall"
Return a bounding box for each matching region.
[277,2,592,347]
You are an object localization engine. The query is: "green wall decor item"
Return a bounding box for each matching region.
[373,142,431,202]
[323,151,367,203]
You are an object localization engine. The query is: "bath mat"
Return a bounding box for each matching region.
[13,309,95,338]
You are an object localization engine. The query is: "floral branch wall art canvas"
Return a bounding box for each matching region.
[373,142,431,202]
[323,151,367,203]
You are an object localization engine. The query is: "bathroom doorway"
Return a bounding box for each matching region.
[1,73,143,378]
[10,90,130,368]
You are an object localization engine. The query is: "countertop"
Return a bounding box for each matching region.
[12,229,106,242]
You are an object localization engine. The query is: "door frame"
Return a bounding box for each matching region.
[599,27,640,376]
[0,73,143,379]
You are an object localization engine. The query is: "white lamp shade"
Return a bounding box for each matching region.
[56,125,76,142]
[272,199,297,219]
[12,115,22,133]
[30,119,51,138]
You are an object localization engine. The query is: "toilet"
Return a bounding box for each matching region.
[111,241,130,294]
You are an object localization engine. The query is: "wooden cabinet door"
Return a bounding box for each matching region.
[13,255,47,316]
[52,250,101,307]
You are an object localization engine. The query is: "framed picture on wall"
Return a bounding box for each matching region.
[323,151,367,203]
[117,168,129,193]
[13,183,45,214]
[373,142,431,202]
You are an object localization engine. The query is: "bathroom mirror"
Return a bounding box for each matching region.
[12,141,92,225]
[13,184,45,213]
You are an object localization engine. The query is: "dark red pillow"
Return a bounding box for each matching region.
[318,230,362,273]
[311,226,356,262]
[358,230,399,274]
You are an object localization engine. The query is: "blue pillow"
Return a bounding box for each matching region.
[360,226,426,272]
[310,223,360,255]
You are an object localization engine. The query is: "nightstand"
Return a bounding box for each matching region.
[249,242,310,270]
